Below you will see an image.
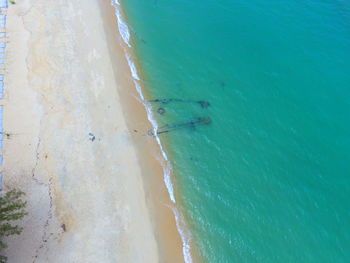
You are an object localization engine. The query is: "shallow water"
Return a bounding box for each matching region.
[120,0,350,262]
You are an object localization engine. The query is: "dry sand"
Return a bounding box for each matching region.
[2,0,184,262]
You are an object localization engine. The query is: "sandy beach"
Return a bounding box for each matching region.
[2,0,184,262]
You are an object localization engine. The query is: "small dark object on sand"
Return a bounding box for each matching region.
[88,132,95,142]
[157,107,166,115]
[148,129,154,136]
[61,224,66,232]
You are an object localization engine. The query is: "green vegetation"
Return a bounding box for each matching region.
[0,132,12,140]
[0,189,27,263]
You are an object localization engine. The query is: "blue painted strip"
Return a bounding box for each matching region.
[0,15,6,28]
[0,81,3,99]
[0,0,7,8]
[0,106,3,149]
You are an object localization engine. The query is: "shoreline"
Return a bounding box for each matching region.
[97,0,187,261]
[2,0,184,262]
[108,2,204,262]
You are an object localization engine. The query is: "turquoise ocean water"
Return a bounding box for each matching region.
[116,0,350,262]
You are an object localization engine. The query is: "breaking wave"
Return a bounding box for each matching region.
[111,1,193,263]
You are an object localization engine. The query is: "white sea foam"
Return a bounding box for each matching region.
[126,54,140,80]
[174,207,193,263]
[143,100,176,203]
[112,1,130,47]
[111,2,192,262]
[133,80,144,100]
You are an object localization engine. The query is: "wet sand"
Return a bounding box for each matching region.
[2,0,183,262]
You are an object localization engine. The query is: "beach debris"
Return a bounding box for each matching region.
[88,132,95,142]
[147,129,154,137]
[148,117,211,136]
[61,224,66,232]
[147,98,210,109]
[157,107,166,115]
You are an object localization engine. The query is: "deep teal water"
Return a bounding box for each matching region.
[120,0,350,262]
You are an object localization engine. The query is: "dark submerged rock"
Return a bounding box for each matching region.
[157,107,166,115]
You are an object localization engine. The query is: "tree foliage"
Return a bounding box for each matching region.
[0,189,27,262]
